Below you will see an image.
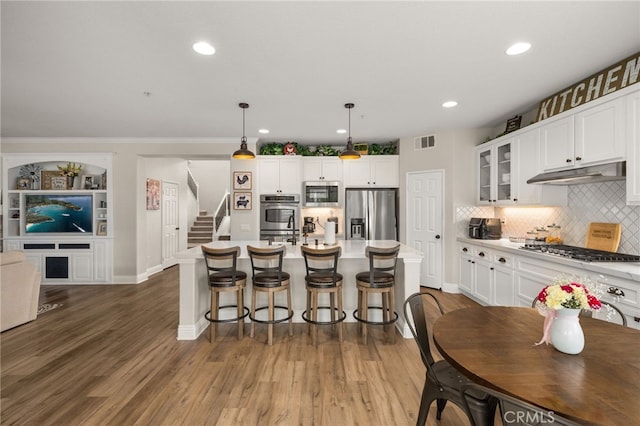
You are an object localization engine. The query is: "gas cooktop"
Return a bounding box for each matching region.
[519,244,640,262]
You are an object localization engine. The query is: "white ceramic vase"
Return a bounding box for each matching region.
[550,308,584,355]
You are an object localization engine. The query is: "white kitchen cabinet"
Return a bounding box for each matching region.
[343,156,399,187]
[512,129,567,206]
[457,244,515,306]
[258,156,302,194]
[540,116,575,171]
[541,96,625,171]
[476,139,513,205]
[302,157,343,181]
[458,245,474,294]
[626,90,640,205]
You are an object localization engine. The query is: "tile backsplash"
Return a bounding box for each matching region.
[456,181,640,255]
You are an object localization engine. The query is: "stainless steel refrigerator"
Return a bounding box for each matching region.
[345,188,398,240]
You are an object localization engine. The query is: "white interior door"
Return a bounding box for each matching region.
[162,181,179,267]
[406,170,444,289]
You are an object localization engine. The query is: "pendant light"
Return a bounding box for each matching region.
[232,102,255,159]
[339,103,361,160]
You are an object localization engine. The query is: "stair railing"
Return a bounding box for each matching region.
[214,191,231,234]
[187,168,199,201]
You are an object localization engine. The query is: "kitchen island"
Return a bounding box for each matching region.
[175,240,423,340]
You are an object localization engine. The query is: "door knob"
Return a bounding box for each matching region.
[435,234,441,239]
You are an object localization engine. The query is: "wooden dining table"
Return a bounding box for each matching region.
[432,306,640,425]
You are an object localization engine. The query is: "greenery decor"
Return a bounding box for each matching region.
[258,141,397,156]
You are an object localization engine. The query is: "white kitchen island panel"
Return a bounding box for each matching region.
[175,240,423,340]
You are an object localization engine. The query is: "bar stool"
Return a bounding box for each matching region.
[353,244,400,344]
[300,245,346,345]
[247,245,294,345]
[201,245,250,342]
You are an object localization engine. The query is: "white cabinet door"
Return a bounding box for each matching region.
[575,96,625,166]
[540,116,575,171]
[459,250,474,294]
[258,158,281,194]
[371,156,399,187]
[71,252,93,281]
[513,129,540,204]
[93,239,112,281]
[626,90,640,205]
[474,257,492,305]
[277,157,302,193]
[258,157,302,194]
[494,140,513,204]
[493,265,514,306]
[343,157,373,187]
[344,156,399,187]
[302,158,324,181]
[477,146,494,204]
[302,157,343,181]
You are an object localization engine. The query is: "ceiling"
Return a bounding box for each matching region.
[2,1,639,144]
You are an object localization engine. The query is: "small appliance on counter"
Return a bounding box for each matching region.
[303,216,316,234]
[468,218,502,240]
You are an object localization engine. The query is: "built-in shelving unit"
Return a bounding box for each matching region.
[1,153,113,283]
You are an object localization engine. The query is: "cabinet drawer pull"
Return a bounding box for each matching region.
[478,252,485,257]
[462,247,468,252]
[634,316,640,323]
[498,257,506,263]
[566,158,572,163]
[575,156,582,161]
[607,287,625,297]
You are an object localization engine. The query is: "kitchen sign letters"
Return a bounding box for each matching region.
[537,52,640,122]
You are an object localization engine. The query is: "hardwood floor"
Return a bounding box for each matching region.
[1,266,482,426]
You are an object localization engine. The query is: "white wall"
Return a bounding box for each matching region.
[0,137,254,283]
[398,128,490,285]
[188,160,231,215]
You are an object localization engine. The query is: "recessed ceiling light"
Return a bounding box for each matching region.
[506,42,531,56]
[258,129,270,134]
[442,101,458,108]
[193,41,215,55]
[336,129,347,134]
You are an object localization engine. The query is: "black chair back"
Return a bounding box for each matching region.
[201,245,242,285]
[403,292,444,382]
[300,245,341,288]
[247,245,286,285]
[364,245,400,288]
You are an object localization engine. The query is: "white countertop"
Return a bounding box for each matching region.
[176,239,423,261]
[457,237,640,282]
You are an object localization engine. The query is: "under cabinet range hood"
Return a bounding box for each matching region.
[527,161,626,185]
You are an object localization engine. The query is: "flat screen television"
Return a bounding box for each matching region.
[25,194,93,234]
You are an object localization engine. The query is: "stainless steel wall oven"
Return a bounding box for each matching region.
[259,194,300,242]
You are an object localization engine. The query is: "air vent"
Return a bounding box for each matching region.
[415,134,435,150]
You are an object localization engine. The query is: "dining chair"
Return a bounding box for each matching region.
[532,298,628,327]
[403,292,497,426]
[460,382,581,426]
[201,245,250,341]
[300,245,346,345]
[353,245,400,344]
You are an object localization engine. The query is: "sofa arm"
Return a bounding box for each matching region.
[0,251,27,266]
[1,261,41,332]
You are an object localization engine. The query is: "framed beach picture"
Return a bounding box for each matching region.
[146,178,160,210]
[233,171,252,190]
[233,192,252,210]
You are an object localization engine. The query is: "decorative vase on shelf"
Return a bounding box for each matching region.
[67,176,75,190]
[550,308,584,355]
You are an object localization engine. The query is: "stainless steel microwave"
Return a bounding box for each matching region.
[303,181,341,207]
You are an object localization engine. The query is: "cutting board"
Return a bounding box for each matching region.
[585,222,621,252]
